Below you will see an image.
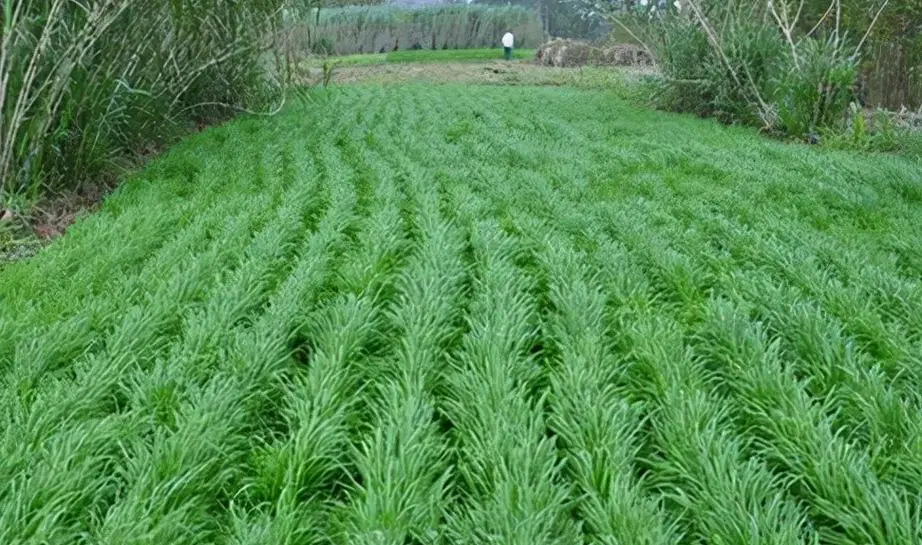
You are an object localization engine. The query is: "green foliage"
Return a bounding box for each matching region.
[2,84,922,543]
[823,103,906,152]
[285,4,544,56]
[321,59,339,87]
[386,47,535,63]
[313,36,335,56]
[629,3,861,138]
[772,36,860,137]
[651,17,791,126]
[472,0,611,40]
[0,0,283,201]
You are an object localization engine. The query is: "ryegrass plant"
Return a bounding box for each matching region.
[2,84,922,543]
[539,234,679,545]
[312,47,537,67]
[335,196,464,543]
[442,220,576,544]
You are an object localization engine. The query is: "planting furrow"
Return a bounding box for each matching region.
[218,176,376,543]
[694,298,922,545]
[228,165,409,543]
[0,191,276,385]
[740,280,916,433]
[4,83,922,545]
[622,309,813,545]
[538,233,680,545]
[334,185,465,544]
[592,195,922,445]
[508,183,815,544]
[0,176,327,543]
[569,181,922,520]
[705,216,922,361]
[655,216,922,489]
[442,219,577,545]
[0,204,276,536]
[0,182,314,539]
[462,89,922,347]
[0,120,309,325]
[559,188,922,474]
[0,130,320,379]
[335,167,408,301]
[230,295,379,545]
[87,179,343,543]
[0,199,191,320]
[702,213,922,401]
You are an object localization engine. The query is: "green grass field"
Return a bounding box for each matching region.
[320,47,535,66]
[2,84,922,544]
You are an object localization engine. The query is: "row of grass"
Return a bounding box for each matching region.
[1,84,922,543]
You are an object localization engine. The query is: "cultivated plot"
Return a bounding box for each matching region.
[2,85,922,544]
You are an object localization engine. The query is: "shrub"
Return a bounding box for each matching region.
[630,1,861,139]
[771,36,859,137]
[314,37,335,56]
[650,17,714,116]
[824,104,909,153]
[0,0,283,200]
[648,16,788,126]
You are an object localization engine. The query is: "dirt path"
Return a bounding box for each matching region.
[302,61,653,87]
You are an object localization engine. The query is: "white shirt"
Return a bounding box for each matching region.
[502,33,514,48]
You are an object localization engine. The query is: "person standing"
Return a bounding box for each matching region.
[502,31,514,61]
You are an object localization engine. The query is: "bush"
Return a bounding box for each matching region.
[771,36,859,137]
[823,104,912,153]
[0,0,283,200]
[634,3,860,139]
[313,37,335,56]
[650,17,718,117]
[646,16,789,125]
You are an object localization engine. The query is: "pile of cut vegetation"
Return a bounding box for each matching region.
[535,38,652,68]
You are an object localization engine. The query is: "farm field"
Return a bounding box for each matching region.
[2,84,922,544]
[300,52,646,92]
[314,48,537,67]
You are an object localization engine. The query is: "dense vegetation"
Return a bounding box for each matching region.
[578,0,921,140]
[471,0,612,40]
[3,84,922,543]
[289,4,544,56]
[0,0,283,202]
[795,0,922,109]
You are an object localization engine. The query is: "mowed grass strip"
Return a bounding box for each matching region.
[1,84,921,543]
